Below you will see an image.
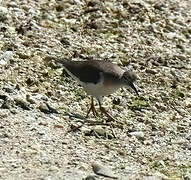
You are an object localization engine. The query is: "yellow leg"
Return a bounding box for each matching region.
[98,101,116,121]
[86,97,98,118]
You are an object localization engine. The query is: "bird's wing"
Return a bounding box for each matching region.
[61,60,102,84]
[60,60,124,84]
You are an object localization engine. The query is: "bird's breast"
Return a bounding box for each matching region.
[81,80,122,98]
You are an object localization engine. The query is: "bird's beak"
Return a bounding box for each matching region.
[129,82,139,96]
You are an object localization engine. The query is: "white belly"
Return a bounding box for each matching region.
[81,80,121,98]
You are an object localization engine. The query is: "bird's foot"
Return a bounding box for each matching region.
[99,106,117,122]
[86,103,99,118]
[86,97,99,118]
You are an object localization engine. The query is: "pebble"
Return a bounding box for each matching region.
[92,127,113,139]
[129,131,145,140]
[145,69,157,75]
[16,51,31,59]
[0,6,8,13]
[1,101,11,109]
[184,171,191,180]
[39,103,50,113]
[92,163,117,179]
[3,84,14,93]
[0,51,13,65]
[0,109,10,118]
[39,103,58,114]
[14,97,30,110]
[84,175,96,180]
[26,94,36,104]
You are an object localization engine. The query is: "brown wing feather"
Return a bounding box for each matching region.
[59,60,123,84]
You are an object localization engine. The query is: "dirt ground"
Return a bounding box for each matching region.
[0,0,191,179]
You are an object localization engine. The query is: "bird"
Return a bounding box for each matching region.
[58,59,139,121]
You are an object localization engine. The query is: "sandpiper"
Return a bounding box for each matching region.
[59,60,139,120]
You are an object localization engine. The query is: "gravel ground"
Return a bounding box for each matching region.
[0,0,191,179]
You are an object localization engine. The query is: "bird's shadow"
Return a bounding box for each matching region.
[66,112,86,120]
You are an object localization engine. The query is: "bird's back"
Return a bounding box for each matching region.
[60,60,124,84]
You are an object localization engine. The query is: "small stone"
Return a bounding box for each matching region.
[81,127,91,135]
[93,127,106,136]
[0,13,7,22]
[49,165,59,172]
[0,94,8,101]
[153,3,166,11]
[54,124,64,129]
[26,78,36,86]
[31,55,43,63]
[26,94,36,104]
[39,103,49,113]
[0,6,8,13]
[62,169,86,180]
[1,102,10,109]
[60,38,70,46]
[39,103,58,114]
[184,171,191,180]
[16,52,31,59]
[0,168,7,173]
[14,98,30,110]
[129,131,145,140]
[184,98,191,108]
[0,51,13,65]
[0,109,10,118]
[145,69,157,75]
[92,163,117,179]
[93,127,113,139]
[86,0,100,7]
[3,84,14,93]
[84,175,96,180]
[7,1,18,7]
[152,171,169,179]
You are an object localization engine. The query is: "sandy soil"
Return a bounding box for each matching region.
[0,0,191,179]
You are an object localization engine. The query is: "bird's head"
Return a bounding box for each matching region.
[122,70,139,96]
